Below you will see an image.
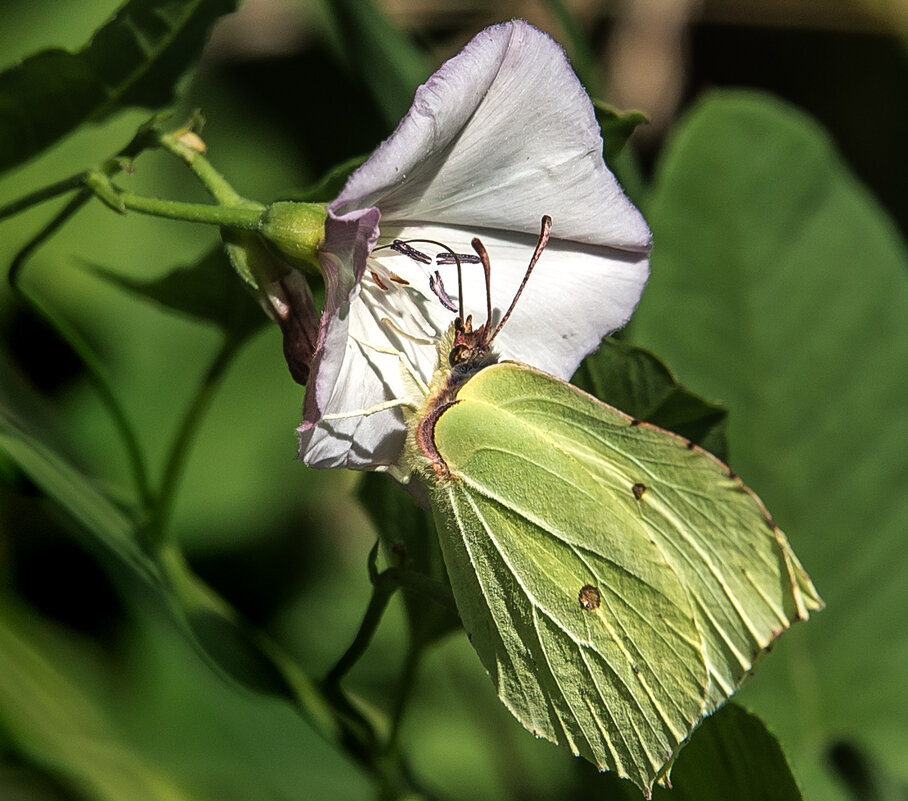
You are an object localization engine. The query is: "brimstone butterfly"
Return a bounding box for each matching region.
[401,217,823,797]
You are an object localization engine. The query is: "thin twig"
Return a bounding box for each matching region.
[145,335,239,548]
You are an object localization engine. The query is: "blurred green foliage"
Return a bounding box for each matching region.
[1,1,906,800]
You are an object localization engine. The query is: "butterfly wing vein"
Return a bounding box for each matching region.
[425,363,822,795]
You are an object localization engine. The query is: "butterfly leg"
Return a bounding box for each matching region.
[319,396,418,421]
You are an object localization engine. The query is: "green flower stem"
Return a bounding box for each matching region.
[8,192,154,512]
[158,132,248,207]
[324,556,400,688]
[105,188,264,230]
[145,335,238,549]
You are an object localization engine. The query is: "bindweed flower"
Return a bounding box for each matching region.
[299,20,651,472]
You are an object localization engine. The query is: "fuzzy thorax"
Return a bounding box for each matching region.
[403,322,499,481]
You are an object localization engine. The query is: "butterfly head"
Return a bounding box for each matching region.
[449,314,492,366]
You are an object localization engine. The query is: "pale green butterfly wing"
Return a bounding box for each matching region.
[428,408,708,791]
[420,361,822,797]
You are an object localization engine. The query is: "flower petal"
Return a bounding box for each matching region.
[299,222,647,469]
[299,206,384,466]
[332,21,651,250]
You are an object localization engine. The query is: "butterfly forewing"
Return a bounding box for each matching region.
[424,361,822,796]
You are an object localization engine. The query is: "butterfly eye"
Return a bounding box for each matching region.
[450,344,469,365]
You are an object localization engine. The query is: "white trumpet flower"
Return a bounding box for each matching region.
[299,20,651,471]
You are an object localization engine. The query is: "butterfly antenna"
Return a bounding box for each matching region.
[489,215,552,343]
[469,236,494,330]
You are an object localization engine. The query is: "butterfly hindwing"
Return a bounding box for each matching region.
[423,361,822,796]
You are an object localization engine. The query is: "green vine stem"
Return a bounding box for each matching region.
[113,188,263,228]
[323,542,400,688]
[144,335,239,549]
[86,167,264,230]
[158,128,249,207]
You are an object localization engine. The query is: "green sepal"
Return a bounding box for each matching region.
[220,228,320,385]
[594,100,648,161]
[258,201,326,275]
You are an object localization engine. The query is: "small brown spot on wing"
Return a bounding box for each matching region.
[632,482,647,501]
[578,584,601,610]
[388,271,409,285]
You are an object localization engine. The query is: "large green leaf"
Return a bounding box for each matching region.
[604,703,804,800]
[0,0,239,175]
[0,411,324,721]
[572,337,728,460]
[632,91,908,800]
[0,411,159,587]
[655,704,803,800]
[594,101,649,163]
